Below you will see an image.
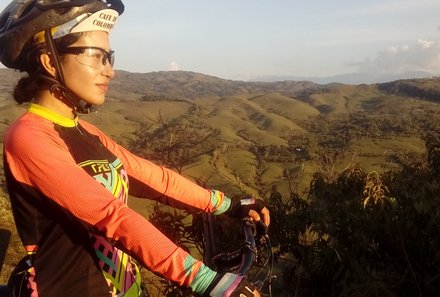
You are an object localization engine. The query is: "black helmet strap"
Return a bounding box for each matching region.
[43,29,93,114]
[44,30,65,85]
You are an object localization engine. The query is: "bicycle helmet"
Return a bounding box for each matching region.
[0,0,124,69]
[0,0,124,113]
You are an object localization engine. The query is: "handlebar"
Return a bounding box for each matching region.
[212,219,258,275]
[211,219,274,295]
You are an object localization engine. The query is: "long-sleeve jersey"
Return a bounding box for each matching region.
[3,103,232,297]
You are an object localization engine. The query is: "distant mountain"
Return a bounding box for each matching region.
[251,71,436,85]
[108,70,323,101]
[1,67,439,194]
[378,77,440,103]
[1,68,439,102]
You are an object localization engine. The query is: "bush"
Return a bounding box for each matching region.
[269,134,440,296]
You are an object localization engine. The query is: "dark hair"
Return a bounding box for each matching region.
[12,33,83,104]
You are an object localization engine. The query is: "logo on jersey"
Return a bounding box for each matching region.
[78,158,129,203]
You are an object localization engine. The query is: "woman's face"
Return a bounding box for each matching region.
[60,31,115,106]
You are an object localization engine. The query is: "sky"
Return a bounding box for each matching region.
[2,0,440,83]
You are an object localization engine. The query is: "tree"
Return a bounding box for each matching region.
[268,134,440,296]
[129,106,220,174]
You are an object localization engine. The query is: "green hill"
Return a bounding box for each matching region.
[0,68,438,188]
[1,68,440,283]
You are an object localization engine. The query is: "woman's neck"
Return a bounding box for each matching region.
[33,90,76,119]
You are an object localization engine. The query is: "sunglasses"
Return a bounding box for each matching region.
[58,46,115,69]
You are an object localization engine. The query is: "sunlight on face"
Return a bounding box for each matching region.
[61,31,115,106]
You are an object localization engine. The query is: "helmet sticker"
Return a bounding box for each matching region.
[69,9,118,34]
[33,9,119,44]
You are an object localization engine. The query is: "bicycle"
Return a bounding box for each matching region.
[0,218,274,297]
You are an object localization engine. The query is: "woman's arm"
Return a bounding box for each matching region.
[83,121,232,215]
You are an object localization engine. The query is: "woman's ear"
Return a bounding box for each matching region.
[39,53,56,77]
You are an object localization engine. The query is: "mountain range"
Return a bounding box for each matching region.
[251,70,437,85]
[1,68,439,196]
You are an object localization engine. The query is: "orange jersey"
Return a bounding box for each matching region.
[4,104,230,296]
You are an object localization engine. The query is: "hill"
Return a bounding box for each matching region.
[109,70,322,100]
[378,77,440,103]
[0,68,439,193]
[1,68,440,282]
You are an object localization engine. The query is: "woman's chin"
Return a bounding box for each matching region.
[84,96,106,106]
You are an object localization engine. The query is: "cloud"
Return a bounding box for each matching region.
[169,61,180,71]
[357,39,440,75]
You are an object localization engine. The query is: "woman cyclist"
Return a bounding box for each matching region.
[0,1,270,296]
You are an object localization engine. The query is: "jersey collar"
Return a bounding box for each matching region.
[28,103,79,128]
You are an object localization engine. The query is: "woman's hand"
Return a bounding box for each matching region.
[251,289,261,297]
[228,196,270,228]
[248,206,270,227]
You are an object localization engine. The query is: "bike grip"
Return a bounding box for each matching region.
[255,220,268,236]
